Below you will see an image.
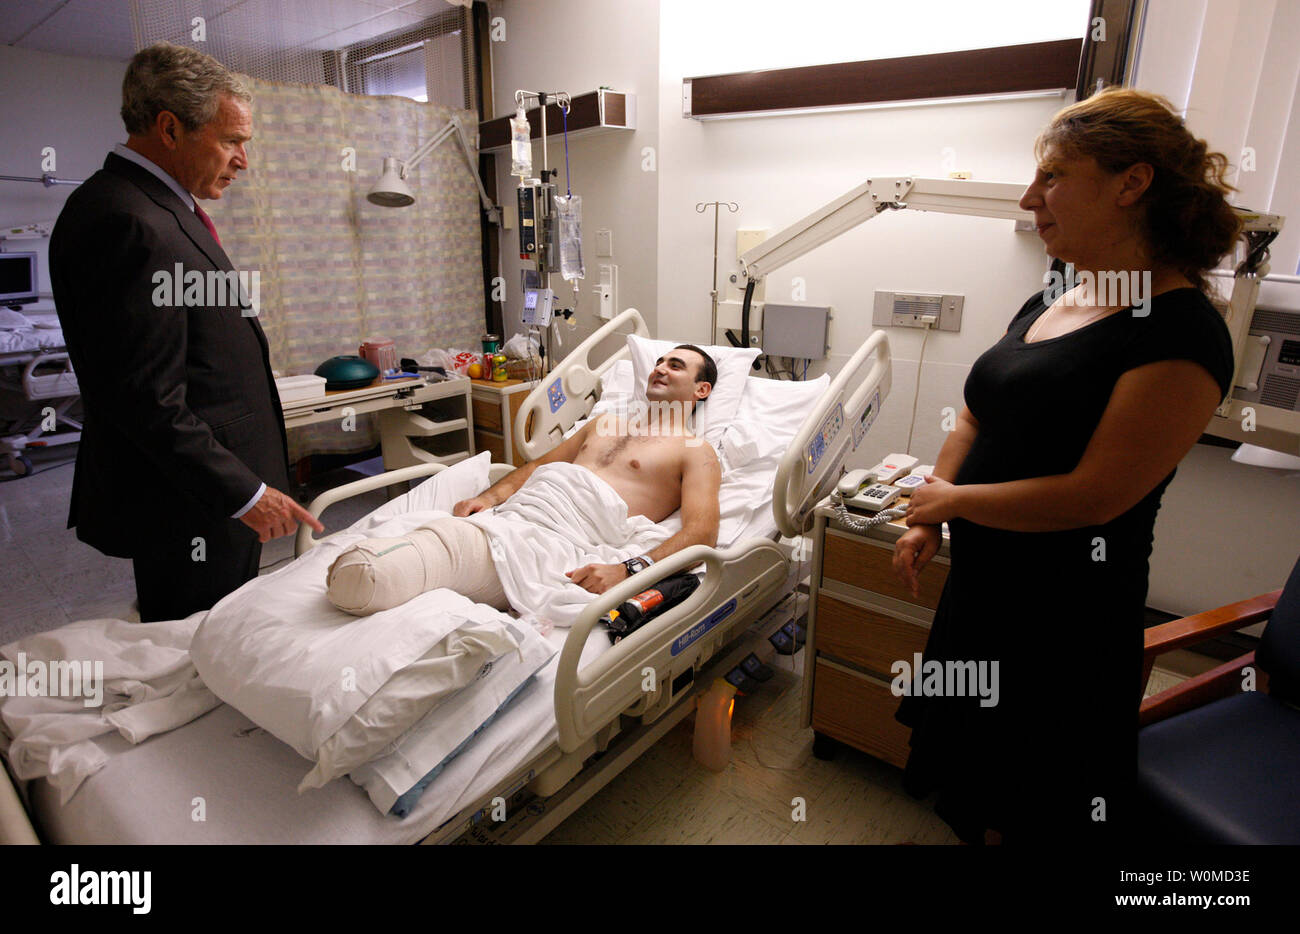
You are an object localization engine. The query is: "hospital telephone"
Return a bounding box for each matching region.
[835,469,900,513]
[831,456,937,530]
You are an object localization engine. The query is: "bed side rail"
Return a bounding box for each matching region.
[21,352,79,400]
[514,308,649,462]
[554,539,787,753]
[294,461,514,556]
[772,329,892,538]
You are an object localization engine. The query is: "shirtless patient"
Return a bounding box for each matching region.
[325,345,722,615]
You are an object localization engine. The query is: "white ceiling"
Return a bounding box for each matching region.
[0,0,459,62]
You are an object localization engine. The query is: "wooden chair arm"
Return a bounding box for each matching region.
[1144,590,1279,659]
[1138,589,1278,705]
[1139,651,1265,727]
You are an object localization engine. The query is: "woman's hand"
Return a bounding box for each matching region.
[893,523,942,599]
[904,475,961,526]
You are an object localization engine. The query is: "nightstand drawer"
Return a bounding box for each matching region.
[812,659,912,768]
[472,397,502,431]
[474,430,505,462]
[822,530,947,610]
[816,594,928,675]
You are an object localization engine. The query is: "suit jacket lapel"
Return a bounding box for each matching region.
[104,152,234,273]
[103,152,267,347]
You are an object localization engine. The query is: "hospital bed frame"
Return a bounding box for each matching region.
[0,348,81,477]
[0,309,892,845]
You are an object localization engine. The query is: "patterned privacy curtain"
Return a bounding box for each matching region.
[205,77,485,462]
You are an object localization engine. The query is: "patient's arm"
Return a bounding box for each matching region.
[453,420,597,516]
[646,440,721,559]
[566,440,721,595]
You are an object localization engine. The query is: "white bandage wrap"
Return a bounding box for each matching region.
[326,517,508,616]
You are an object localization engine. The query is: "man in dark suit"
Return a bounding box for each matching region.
[50,42,321,623]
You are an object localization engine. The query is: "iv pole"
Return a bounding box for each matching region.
[696,200,738,344]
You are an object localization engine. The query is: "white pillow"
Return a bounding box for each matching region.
[625,334,760,438]
[0,308,31,330]
[350,451,492,531]
[716,374,831,540]
[405,451,492,512]
[598,358,635,397]
[735,374,831,457]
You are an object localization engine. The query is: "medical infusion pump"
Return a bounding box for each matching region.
[517,180,557,267]
[522,287,554,326]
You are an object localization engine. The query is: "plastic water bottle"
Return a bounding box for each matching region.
[693,678,737,772]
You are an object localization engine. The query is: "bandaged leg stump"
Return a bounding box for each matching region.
[326,518,508,615]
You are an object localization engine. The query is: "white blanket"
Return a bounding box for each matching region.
[190,505,551,790]
[0,615,218,802]
[465,461,674,627]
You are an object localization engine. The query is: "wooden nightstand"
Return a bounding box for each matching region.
[469,378,536,466]
[801,501,951,767]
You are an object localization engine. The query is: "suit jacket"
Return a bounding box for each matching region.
[50,152,290,559]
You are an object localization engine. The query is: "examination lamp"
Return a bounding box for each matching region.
[367,114,498,221]
[368,157,415,207]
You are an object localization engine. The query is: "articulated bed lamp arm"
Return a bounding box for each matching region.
[732,176,1032,348]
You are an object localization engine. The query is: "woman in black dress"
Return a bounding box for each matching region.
[891,87,1240,845]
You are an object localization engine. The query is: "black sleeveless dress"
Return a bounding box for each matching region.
[893,287,1234,844]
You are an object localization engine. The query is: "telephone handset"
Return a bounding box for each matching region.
[836,468,872,496]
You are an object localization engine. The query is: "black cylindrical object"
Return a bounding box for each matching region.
[603,571,700,644]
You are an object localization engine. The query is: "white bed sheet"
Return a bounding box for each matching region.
[26,626,593,844]
[0,324,65,355]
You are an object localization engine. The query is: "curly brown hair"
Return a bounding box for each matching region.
[1034,87,1241,297]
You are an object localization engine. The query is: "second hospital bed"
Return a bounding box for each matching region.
[0,310,893,844]
[0,309,81,477]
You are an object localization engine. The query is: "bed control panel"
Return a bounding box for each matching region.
[547,378,567,413]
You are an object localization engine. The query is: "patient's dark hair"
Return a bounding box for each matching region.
[673,344,717,394]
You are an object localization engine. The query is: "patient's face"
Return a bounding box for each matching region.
[646,349,712,406]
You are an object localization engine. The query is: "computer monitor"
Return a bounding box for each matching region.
[0,252,39,307]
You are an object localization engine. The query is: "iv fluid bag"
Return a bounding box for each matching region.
[556,194,585,281]
[510,108,532,177]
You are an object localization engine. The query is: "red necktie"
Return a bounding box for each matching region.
[193,203,222,247]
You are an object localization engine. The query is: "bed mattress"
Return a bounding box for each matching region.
[29,657,560,845]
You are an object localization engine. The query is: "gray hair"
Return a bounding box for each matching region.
[121,41,251,135]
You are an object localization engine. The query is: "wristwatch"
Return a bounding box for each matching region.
[623,554,654,577]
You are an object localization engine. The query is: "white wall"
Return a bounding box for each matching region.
[0,46,128,299]
[657,0,1084,469]
[488,0,660,359]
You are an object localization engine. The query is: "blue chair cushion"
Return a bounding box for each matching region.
[1138,690,1300,844]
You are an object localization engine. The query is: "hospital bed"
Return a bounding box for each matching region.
[0,309,892,844]
[0,311,81,477]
